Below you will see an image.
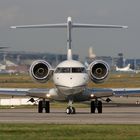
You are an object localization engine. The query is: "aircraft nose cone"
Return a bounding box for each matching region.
[65,75,88,88]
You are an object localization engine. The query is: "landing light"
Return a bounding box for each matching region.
[46,94,50,98]
[90,94,94,98]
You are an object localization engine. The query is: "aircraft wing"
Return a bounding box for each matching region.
[0,87,140,102]
[0,88,50,98]
[83,88,114,98]
[112,88,140,96]
[81,88,140,100]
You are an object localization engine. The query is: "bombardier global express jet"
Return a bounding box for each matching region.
[0,17,140,114]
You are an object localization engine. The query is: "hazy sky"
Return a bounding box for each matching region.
[0,0,139,59]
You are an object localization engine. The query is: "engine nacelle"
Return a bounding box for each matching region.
[29,60,52,83]
[88,60,110,84]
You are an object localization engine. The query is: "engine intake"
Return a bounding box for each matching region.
[88,60,110,83]
[30,60,52,83]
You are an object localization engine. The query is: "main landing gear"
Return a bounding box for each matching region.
[66,100,76,114]
[38,99,50,113]
[37,99,102,114]
[91,99,102,114]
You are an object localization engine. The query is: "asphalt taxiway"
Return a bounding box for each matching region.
[0,107,140,124]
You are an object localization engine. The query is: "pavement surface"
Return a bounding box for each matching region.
[0,107,140,124]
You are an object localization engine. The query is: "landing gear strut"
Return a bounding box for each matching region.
[66,100,76,114]
[38,99,50,113]
[91,99,102,113]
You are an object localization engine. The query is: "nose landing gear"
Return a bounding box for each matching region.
[66,106,76,114]
[66,100,76,114]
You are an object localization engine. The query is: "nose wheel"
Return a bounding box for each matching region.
[66,106,76,114]
[66,100,76,114]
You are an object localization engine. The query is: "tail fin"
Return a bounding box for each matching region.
[11,17,128,60]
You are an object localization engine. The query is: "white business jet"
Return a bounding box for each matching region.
[0,17,140,114]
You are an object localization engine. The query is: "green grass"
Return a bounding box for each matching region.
[0,124,140,140]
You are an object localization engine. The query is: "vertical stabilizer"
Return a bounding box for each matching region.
[67,49,72,60]
[67,17,72,60]
[89,47,96,59]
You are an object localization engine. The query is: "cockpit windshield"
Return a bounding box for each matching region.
[72,67,86,73]
[55,67,86,73]
[55,68,71,73]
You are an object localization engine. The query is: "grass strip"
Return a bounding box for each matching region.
[0,124,139,140]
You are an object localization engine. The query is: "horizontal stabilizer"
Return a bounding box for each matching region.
[11,23,128,29]
[73,23,128,29]
[11,24,67,29]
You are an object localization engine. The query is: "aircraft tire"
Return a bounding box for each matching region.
[97,101,102,113]
[91,101,96,113]
[71,107,76,114]
[66,107,71,114]
[45,101,50,113]
[38,101,43,113]
[66,107,76,114]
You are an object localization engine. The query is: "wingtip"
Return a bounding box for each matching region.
[10,26,16,29]
[123,26,128,29]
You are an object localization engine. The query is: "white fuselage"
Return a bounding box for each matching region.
[53,60,89,96]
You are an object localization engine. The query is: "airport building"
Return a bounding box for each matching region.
[0,51,79,65]
[1,50,140,73]
[86,52,140,71]
[0,51,79,73]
